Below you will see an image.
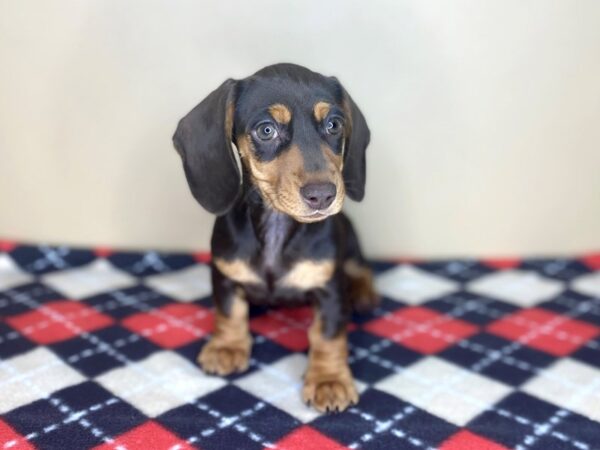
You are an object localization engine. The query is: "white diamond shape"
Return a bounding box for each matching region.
[42,259,136,299]
[523,359,600,422]
[374,357,512,426]
[145,264,211,302]
[467,270,564,307]
[235,354,366,422]
[95,351,225,417]
[0,348,85,414]
[0,254,34,290]
[572,272,600,298]
[375,265,459,304]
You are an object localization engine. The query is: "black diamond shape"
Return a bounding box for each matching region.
[416,259,495,283]
[349,330,421,384]
[468,392,563,449]
[107,251,197,276]
[424,291,517,325]
[49,325,160,377]
[521,258,592,281]
[83,286,171,319]
[0,322,35,359]
[9,245,96,275]
[158,385,297,450]
[312,389,457,448]
[0,282,64,317]
[439,332,556,386]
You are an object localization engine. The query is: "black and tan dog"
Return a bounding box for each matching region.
[172,63,377,412]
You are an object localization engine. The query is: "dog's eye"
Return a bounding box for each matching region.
[255,123,278,141]
[325,118,343,135]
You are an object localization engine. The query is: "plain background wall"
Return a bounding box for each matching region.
[1,1,599,258]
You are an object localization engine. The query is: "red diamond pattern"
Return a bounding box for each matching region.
[5,300,114,344]
[0,420,35,450]
[92,421,194,450]
[363,306,479,354]
[487,307,600,356]
[121,303,213,348]
[250,306,314,351]
[274,425,348,450]
[440,430,510,450]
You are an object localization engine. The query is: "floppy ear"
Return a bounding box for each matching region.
[341,86,371,202]
[172,79,241,215]
[333,81,371,202]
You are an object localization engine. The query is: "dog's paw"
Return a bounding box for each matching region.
[197,339,251,376]
[302,373,358,413]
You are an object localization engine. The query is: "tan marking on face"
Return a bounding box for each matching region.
[214,257,262,284]
[197,288,252,375]
[237,135,345,222]
[302,311,358,412]
[342,97,353,139]
[317,144,346,215]
[268,103,292,124]
[313,101,331,122]
[344,260,379,311]
[279,259,335,290]
[225,102,235,138]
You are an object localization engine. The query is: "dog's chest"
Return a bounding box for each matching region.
[261,213,288,270]
[214,214,334,298]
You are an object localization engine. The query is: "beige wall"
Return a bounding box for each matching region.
[1,1,599,258]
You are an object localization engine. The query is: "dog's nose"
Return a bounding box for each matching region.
[300,182,336,210]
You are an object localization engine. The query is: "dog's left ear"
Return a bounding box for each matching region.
[335,80,371,201]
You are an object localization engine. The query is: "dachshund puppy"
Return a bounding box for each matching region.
[173,63,377,412]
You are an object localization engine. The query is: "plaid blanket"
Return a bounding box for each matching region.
[1,240,600,450]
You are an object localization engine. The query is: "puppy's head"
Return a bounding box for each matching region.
[173,63,370,222]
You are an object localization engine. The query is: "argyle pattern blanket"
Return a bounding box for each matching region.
[1,241,600,450]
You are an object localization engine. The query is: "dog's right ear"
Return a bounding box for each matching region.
[172,79,241,215]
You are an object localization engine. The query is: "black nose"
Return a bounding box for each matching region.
[300,182,336,210]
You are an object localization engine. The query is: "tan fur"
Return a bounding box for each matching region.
[198,289,252,375]
[268,103,292,124]
[225,102,235,138]
[344,260,379,311]
[280,259,335,290]
[302,312,358,412]
[237,135,345,222]
[320,144,346,214]
[313,101,331,122]
[214,257,262,285]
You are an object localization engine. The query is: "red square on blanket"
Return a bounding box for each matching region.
[122,303,213,349]
[92,421,194,450]
[440,430,510,450]
[6,301,114,344]
[0,420,36,450]
[250,306,314,351]
[487,308,600,356]
[363,306,478,354]
[274,425,348,450]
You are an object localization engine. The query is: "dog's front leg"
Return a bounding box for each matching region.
[303,282,358,412]
[198,267,252,375]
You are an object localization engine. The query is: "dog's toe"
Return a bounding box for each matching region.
[198,340,250,376]
[302,376,358,413]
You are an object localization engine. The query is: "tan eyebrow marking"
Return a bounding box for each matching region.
[313,101,331,122]
[268,103,292,124]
